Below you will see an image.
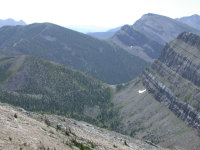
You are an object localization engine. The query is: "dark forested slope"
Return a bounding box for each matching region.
[0,55,118,128]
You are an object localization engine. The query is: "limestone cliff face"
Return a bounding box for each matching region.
[142,71,200,132]
[142,32,200,133]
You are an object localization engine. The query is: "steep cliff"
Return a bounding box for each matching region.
[142,32,200,132]
[113,79,200,150]
[113,32,200,150]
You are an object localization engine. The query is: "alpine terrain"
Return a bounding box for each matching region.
[0,12,200,150]
[111,13,200,62]
[112,32,200,150]
[176,14,200,31]
[0,18,26,28]
[0,102,166,150]
[0,55,119,128]
[0,23,149,84]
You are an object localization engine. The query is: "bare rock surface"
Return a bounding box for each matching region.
[0,103,165,150]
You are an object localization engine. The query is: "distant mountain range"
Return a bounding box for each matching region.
[176,14,200,31]
[132,13,200,45]
[66,25,113,33]
[87,26,121,39]
[0,23,149,84]
[110,13,200,62]
[0,18,26,27]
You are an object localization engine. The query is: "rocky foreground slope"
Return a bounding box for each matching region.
[0,103,165,150]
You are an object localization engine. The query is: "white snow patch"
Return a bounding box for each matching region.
[138,89,146,94]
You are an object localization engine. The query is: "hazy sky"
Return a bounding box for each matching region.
[0,0,200,30]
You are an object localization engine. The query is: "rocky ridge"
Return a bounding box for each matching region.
[0,18,26,28]
[110,13,200,62]
[0,102,165,150]
[142,70,200,132]
[176,14,200,31]
[113,78,200,150]
[133,13,200,45]
[112,32,200,150]
[142,32,200,133]
[0,23,149,84]
[111,25,163,62]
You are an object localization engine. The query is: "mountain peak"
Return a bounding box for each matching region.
[192,14,200,17]
[176,14,200,30]
[133,13,200,45]
[144,13,157,16]
[141,13,168,19]
[0,18,26,27]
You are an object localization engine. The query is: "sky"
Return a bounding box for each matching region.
[0,0,200,32]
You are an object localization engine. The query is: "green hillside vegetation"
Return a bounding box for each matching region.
[0,23,149,84]
[0,55,119,129]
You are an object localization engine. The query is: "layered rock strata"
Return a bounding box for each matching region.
[142,32,200,133]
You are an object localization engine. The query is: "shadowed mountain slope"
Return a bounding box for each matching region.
[111,25,163,62]
[0,23,149,84]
